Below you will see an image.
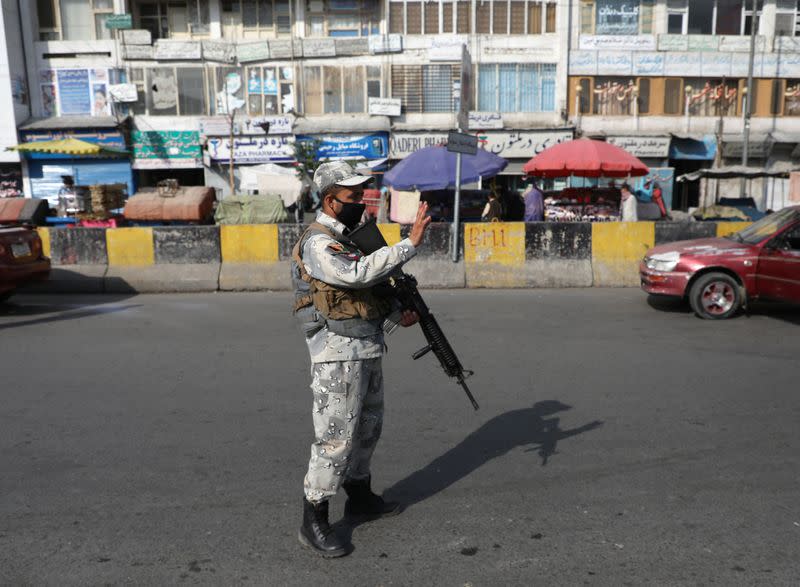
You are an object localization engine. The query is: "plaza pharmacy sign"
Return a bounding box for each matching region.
[206,135,295,164]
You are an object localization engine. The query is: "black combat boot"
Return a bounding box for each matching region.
[298,498,350,558]
[343,476,401,520]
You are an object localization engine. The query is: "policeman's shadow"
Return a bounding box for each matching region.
[336,400,602,538]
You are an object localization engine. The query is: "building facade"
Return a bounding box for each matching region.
[3,0,799,210]
[4,0,572,200]
[568,0,800,210]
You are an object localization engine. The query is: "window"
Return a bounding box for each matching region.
[776,1,800,36]
[784,80,800,116]
[686,79,738,116]
[136,1,210,39]
[306,0,380,37]
[221,0,289,38]
[664,78,684,114]
[771,79,784,115]
[637,78,651,114]
[391,64,458,113]
[580,0,652,35]
[143,68,208,115]
[591,78,639,115]
[246,66,293,115]
[478,63,556,112]
[37,0,114,41]
[302,65,380,115]
[672,0,762,36]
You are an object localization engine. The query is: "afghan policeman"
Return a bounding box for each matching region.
[291,160,431,557]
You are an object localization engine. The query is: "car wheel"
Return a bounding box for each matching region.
[0,291,14,304]
[688,272,743,320]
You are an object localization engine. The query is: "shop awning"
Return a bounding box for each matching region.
[293,115,390,134]
[8,138,128,157]
[669,135,717,160]
[676,163,800,182]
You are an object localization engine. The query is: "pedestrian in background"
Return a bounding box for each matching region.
[523,178,544,222]
[620,183,638,222]
[291,160,431,558]
[651,181,669,219]
[481,191,503,222]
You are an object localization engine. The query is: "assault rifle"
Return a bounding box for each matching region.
[348,219,479,411]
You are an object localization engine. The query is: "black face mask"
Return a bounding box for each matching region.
[333,197,366,231]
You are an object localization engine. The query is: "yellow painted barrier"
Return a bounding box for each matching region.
[592,222,655,286]
[464,222,526,287]
[716,221,751,238]
[220,224,279,263]
[106,227,155,267]
[37,227,50,258]
[377,223,401,246]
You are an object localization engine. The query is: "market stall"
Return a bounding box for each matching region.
[523,138,649,222]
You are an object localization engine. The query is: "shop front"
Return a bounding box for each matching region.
[668,134,717,210]
[131,130,204,188]
[607,135,675,210]
[201,115,295,197]
[19,120,134,208]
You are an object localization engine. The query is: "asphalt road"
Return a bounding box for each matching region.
[1,290,799,586]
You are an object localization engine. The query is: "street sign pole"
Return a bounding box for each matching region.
[451,44,473,263]
[452,151,462,262]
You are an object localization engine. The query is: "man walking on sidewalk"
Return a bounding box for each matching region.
[290,161,431,557]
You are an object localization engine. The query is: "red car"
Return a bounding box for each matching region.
[0,224,50,302]
[641,206,800,319]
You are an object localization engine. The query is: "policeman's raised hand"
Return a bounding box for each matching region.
[408,202,431,248]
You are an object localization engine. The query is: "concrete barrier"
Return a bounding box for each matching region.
[27,227,107,292]
[592,222,655,287]
[400,223,465,288]
[716,221,752,238]
[464,222,526,287]
[219,224,286,290]
[105,227,156,293]
[524,223,593,287]
[655,222,717,245]
[27,220,755,293]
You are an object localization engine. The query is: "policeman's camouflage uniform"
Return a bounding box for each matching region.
[292,211,416,503]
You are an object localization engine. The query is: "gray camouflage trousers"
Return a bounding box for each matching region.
[304,358,384,503]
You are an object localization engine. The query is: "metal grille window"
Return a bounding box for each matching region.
[392,64,458,113]
[478,63,556,112]
[303,65,381,115]
[389,0,471,34]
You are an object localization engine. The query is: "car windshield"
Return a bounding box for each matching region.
[729,208,799,244]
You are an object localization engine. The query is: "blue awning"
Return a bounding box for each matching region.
[669,136,717,161]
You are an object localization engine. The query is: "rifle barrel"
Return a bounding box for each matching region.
[459,376,480,411]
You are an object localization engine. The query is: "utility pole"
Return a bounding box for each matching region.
[741,0,758,196]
